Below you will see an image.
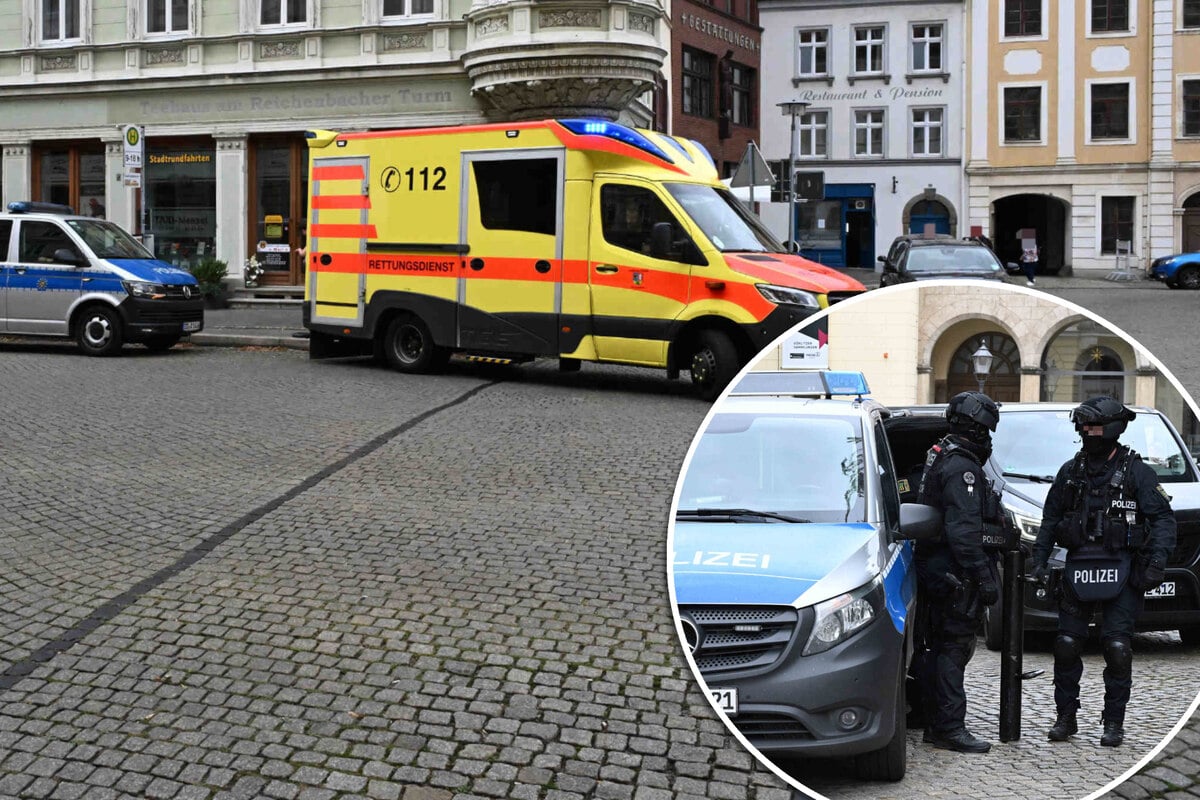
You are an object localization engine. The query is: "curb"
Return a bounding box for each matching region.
[189,333,310,350]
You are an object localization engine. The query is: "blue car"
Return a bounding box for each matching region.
[1149,251,1200,289]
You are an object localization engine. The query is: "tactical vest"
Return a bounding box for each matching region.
[1055,447,1147,553]
[918,438,1016,552]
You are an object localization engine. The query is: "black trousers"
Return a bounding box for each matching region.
[1055,581,1143,723]
[920,589,983,735]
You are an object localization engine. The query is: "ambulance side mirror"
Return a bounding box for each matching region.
[650,222,706,266]
[895,503,941,542]
[650,222,673,259]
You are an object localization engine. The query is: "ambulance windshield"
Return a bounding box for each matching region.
[665,183,786,254]
[65,219,153,259]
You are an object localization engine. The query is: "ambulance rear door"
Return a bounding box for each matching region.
[308,156,372,327]
[459,150,564,355]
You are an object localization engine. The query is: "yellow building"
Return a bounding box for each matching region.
[964,1,1200,274]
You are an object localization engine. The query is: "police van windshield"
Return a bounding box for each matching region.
[992,410,1197,483]
[664,183,786,254]
[677,412,867,523]
[65,219,153,259]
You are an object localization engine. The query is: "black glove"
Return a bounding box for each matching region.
[1029,561,1050,586]
[977,579,1000,607]
[1142,560,1166,589]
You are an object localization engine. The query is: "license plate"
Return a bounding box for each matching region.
[183,321,201,332]
[1145,582,1176,598]
[710,686,738,716]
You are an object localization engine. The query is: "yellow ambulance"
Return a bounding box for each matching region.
[302,119,864,399]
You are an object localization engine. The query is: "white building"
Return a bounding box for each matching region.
[756,0,966,268]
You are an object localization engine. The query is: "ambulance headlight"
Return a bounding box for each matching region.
[756,284,820,309]
[123,280,168,300]
[802,578,881,656]
[1004,505,1042,543]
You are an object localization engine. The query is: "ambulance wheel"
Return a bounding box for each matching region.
[76,305,124,357]
[855,664,907,781]
[690,330,738,401]
[983,598,1003,652]
[383,314,446,373]
[144,335,180,352]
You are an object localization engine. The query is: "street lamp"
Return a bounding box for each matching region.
[972,339,994,393]
[777,99,811,252]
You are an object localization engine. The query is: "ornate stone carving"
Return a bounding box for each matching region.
[539,8,601,28]
[39,54,77,72]
[260,40,302,59]
[468,54,661,120]
[382,31,428,51]
[475,15,509,36]
[3,145,31,158]
[215,137,248,151]
[628,13,654,34]
[145,48,185,66]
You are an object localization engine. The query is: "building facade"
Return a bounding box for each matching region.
[756,0,966,268]
[0,0,668,285]
[965,0,1200,275]
[669,0,763,178]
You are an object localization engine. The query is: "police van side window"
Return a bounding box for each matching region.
[874,419,902,528]
[600,184,685,256]
[0,220,11,261]
[19,221,82,264]
[472,159,558,236]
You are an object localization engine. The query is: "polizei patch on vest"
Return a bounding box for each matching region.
[963,472,975,485]
[1111,499,1137,511]
[1073,568,1121,584]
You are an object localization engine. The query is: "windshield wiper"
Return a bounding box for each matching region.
[1002,471,1056,483]
[676,508,811,523]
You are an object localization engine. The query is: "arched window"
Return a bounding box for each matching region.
[946,332,1020,401]
[1040,321,1134,401]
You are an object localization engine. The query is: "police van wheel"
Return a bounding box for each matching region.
[383,314,444,374]
[855,666,907,780]
[76,305,124,357]
[690,330,738,401]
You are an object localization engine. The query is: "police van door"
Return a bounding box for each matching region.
[588,178,697,366]
[308,156,371,328]
[459,150,563,355]
[8,219,84,335]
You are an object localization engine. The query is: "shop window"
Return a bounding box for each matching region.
[260,0,304,26]
[148,0,188,33]
[383,0,432,16]
[249,138,308,283]
[1003,86,1041,142]
[1090,82,1130,140]
[33,144,104,216]
[472,159,557,236]
[1183,80,1200,137]
[1091,0,1129,32]
[1100,196,1135,254]
[797,200,841,249]
[910,23,942,72]
[799,111,828,157]
[682,47,714,119]
[145,143,216,269]
[796,29,828,77]
[42,0,81,41]
[1004,0,1041,37]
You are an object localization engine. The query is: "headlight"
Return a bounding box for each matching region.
[802,578,881,656]
[1004,505,1043,543]
[123,280,167,299]
[756,283,821,309]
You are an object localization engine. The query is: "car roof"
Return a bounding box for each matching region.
[717,395,884,419]
[894,402,1160,415]
[0,212,92,223]
[907,238,987,249]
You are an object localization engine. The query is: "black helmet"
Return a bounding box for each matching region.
[945,391,1000,432]
[1071,396,1135,439]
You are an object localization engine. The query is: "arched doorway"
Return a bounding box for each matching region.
[1184,191,1200,253]
[1040,321,1137,402]
[1077,346,1125,400]
[909,199,951,235]
[992,194,1069,274]
[945,332,1021,401]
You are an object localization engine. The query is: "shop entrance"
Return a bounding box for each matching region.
[992,194,1069,275]
[249,138,309,286]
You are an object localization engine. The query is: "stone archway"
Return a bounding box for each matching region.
[1184,190,1200,253]
[992,193,1070,274]
[943,331,1021,402]
[902,190,958,236]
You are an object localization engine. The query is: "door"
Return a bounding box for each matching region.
[307,156,370,327]
[845,209,874,268]
[7,220,84,335]
[910,200,951,235]
[250,139,309,285]
[588,179,698,365]
[1184,211,1200,253]
[459,151,563,355]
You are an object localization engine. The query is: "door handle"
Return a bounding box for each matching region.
[82,277,92,282]
[595,264,618,274]
[534,260,551,274]
[14,268,26,274]
[470,258,484,271]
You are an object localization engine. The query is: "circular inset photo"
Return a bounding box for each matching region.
[667,281,1200,799]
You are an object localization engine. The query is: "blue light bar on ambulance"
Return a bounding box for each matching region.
[557,119,675,165]
[730,370,871,399]
[7,201,75,215]
[687,139,716,170]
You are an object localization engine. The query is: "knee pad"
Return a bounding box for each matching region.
[1054,633,1085,663]
[1103,637,1132,674]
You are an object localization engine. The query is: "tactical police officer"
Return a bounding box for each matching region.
[915,391,1004,754]
[1031,396,1176,747]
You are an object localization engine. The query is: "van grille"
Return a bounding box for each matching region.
[827,291,859,305]
[733,712,814,742]
[679,605,804,677]
[1168,512,1200,568]
[137,308,203,324]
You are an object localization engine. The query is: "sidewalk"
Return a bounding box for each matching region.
[842,266,1165,290]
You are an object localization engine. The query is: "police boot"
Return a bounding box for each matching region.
[1101,719,1125,747]
[1047,711,1078,742]
[931,728,992,754]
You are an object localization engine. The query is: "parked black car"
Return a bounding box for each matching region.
[877,235,1012,287]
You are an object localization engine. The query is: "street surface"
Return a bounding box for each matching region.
[0,277,1198,800]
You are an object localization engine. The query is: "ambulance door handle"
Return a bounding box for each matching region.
[470,258,484,271]
[595,265,618,274]
[534,260,551,274]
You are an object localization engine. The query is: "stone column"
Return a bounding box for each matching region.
[2,143,31,207]
[215,135,248,288]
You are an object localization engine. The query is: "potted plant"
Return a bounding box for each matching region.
[190,257,229,309]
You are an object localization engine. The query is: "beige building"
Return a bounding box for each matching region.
[752,283,1197,447]
[964,0,1200,275]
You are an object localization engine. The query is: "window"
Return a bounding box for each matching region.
[1100,196,1135,254]
[41,0,80,40]
[600,184,691,258]
[0,221,10,259]
[1187,0,1200,27]
[1091,0,1129,32]
[730,65,753,126]
[145,143,216,269]
[853,26,885,74]
[1090,82,1130,140]
[148,0,188,33]
[260,0,305,26]
[1185,80,1200,136]
[473,158,558,236]
[798,200,842,248]
[854,109,885,156]
[19,221,81,264]
[911,23,942,72]
[1003,86,1041,142]
[799,111,828,157]
[1004,0,1041,37]
[383,0,433,17]
[682,47,714,118]
[912,108,943,156]
[797,29,828,77]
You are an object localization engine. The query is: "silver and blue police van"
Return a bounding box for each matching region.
[669,371,940,781]
[0,201,203,355]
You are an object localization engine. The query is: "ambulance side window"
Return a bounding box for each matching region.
[600,184,688,257]
[0,220,11,261]
[19,221,82,264]
[472,159,557,236]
